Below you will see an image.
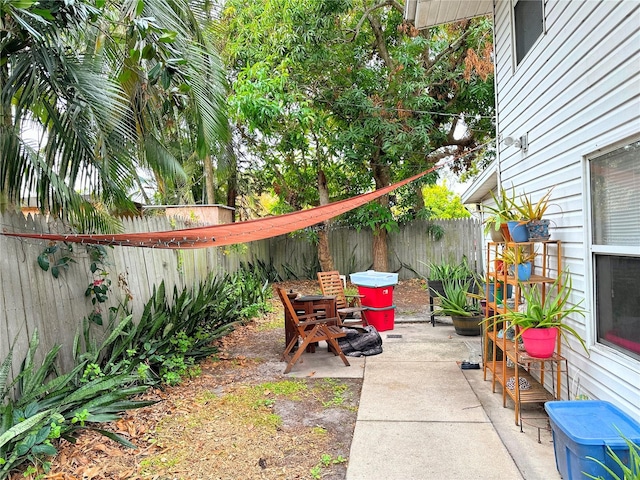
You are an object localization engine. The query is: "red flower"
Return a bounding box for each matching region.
[93,279,104,287]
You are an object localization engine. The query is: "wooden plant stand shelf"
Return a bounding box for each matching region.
[483,240,569,426]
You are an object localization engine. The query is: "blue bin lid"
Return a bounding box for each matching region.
[350,270,398,287]
[545,401,640,446]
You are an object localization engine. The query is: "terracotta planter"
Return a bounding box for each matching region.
[500,223,512,242]
[451,314,483,336]
[521,327,558,358]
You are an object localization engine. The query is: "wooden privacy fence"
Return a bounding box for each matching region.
[0,212,481,377]
[268,218,484,280]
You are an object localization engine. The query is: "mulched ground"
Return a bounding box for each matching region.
[14,280,431,480]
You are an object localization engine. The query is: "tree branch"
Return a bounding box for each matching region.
[423,26,473,77]
[368,12,394,70]
[351,0,403,42]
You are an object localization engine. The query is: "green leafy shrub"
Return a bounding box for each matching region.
[0,266,271,476]
[0,332,153,477]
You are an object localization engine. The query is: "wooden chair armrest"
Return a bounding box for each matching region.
[298,316,341,327]
[298,314,340,326]
[297,312,323,320]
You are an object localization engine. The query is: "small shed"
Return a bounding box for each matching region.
[147,204,235,225]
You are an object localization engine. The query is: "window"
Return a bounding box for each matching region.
[589,140,640,360]
[513,0,544,64]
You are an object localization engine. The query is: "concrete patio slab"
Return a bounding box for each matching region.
[345,321,561,480]
[346,420,523,480]
[358,361,488,423]
[284,343,366,378]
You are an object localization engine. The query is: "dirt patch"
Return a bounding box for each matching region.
[25,280,427,480]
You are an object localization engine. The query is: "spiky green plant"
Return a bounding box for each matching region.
[0,331,153,477]
[433,278,482,317]
[584,434,640,480]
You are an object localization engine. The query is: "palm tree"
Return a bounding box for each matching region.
[1,1,135,230]
[0,0,228,231]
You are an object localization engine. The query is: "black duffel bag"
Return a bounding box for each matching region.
[338,325,383,357]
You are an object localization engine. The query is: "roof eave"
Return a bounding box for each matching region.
[406,0,494,30]
[461,159,498,205]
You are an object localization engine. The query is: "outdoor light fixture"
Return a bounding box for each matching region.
[502,134,528,151]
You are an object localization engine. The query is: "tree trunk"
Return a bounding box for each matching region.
[316,169,334,271]
[372,224,388,272]
[371,145,391,272]
[317,226,333,272]
[203,154,215,205]
[225,142,237,221]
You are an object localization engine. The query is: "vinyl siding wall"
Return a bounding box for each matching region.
[493,0,640,417]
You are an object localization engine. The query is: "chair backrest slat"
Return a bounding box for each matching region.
[277,288,300,328]
[317,271,348,310]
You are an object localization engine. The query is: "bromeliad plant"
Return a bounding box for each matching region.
[498,245,536,267]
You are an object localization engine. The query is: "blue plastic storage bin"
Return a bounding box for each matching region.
[545,400,640,480]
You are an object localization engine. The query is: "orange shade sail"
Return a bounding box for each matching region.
[2,168,434,249]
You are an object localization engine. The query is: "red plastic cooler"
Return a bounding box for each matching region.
[350,271,399,331]
[356,285,394,308]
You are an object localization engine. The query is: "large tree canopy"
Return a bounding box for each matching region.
[221,0,495,269]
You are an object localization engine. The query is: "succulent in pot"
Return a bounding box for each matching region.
[498,245,536,281]
[513,187,554,221]
[487,271,588,357]
[433,278,483,336]
[483,188,518,242]
[512,187,556,241]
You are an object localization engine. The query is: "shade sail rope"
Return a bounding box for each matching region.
[2,167,434,249]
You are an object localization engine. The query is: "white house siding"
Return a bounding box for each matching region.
[493,0,640,418]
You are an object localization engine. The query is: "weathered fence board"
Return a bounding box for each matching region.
[0,212,481,377]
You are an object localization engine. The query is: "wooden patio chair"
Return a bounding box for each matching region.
[317,271,369,327]
[277,288,350,374]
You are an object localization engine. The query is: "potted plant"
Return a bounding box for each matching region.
[488,271,588,357]
[433,278,483,336]
[425,257,478,298]
[512,188,555,241]
[483,188,518,242]
[498,245,537,281]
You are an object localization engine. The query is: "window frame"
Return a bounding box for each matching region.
[586,136,640,360]
[511,0,546,68]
